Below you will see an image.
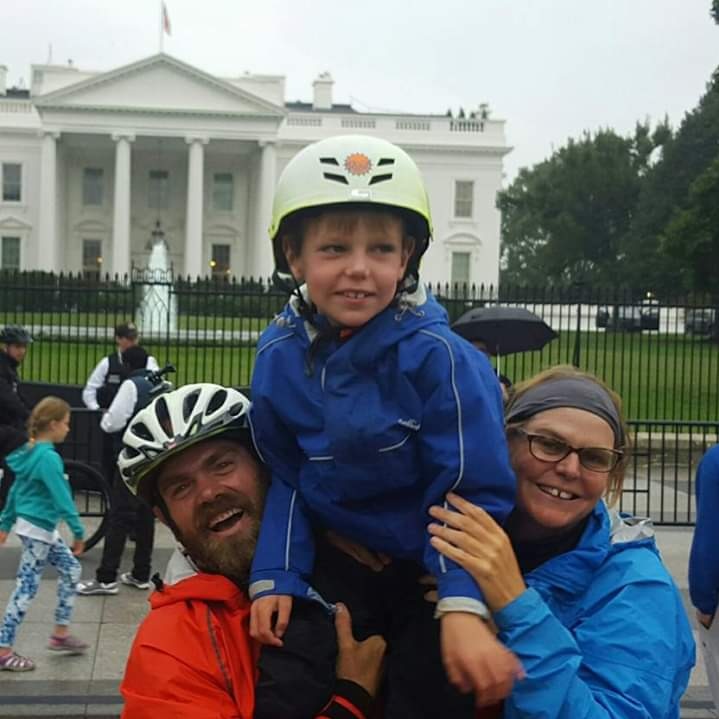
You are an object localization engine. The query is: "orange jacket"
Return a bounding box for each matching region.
[121,567,259,719]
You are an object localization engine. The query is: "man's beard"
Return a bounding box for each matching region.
[174,491,262,589]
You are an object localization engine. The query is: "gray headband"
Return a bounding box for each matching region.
[505,377,624,447]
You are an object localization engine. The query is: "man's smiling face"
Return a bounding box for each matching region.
[155,438,267,587]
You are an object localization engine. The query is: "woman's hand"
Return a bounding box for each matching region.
[71,539,85,556]
[326,530,392,573]
[0,531,7,545]
[335,603,386,697]
[697,610,714,629]
[428,492,526,613]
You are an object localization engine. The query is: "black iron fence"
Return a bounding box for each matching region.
[3,271,719,525]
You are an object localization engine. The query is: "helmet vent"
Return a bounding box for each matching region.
[323,172,349,185]
[207,389,228,415]
[154,397,172,437]
[228,402,245,417]
[377,158,395,166]
[319,157,340,166]
[369,173,393,186]
[131,422,154,441]
[182,390,201,422]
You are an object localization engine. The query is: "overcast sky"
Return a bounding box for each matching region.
[3,0,718,181]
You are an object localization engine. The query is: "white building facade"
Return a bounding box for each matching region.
[0,54,510,286]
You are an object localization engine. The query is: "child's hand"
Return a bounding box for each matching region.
[71,539,85,556]
[335,603,386,698]
[440,612,523,707]
[250,594,293,647]
[0,531,8,545]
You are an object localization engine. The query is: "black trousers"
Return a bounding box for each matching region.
[96,472,155,583]
[255,538,474,719]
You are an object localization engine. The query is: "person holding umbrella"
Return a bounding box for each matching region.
[452,307,558,403]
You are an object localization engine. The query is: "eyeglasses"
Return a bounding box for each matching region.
[512,428,623,473]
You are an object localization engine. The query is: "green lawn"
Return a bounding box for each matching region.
[16,329,719,421]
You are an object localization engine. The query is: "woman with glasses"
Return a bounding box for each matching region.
[429,365,694,718]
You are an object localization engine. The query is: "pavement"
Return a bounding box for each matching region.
[0,522,716,718]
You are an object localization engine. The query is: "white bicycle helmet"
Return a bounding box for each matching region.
[118,383,252,501]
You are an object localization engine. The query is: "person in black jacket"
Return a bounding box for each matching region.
[0,326,32,511]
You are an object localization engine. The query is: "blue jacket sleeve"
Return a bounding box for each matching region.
[43,452,85,540]
[248,351,316,600]
[496,581,694,718]
[690,446,719,615]
[414,333,516,605]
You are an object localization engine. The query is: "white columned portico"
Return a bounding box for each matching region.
[185,136,208,278]
[37,130,60,273]
[255,140,277,282]
[111,133,135,278]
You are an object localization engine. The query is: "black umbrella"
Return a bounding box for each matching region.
[451,306,558,356]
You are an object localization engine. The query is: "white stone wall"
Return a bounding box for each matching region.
[0,54,510,283]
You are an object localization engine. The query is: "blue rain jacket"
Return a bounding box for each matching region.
[249,287,515,607]
[496,502,695,718]
[689,444,719,616]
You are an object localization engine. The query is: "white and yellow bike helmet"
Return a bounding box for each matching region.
[270,134,433,287]
[118,383,252,503]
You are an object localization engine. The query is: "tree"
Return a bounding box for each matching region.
[661,156,719,295]
[625,70,719,291]
[498,127,659,285]
[712,0,719,24]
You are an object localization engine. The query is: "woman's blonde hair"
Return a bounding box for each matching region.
[506,365,630,506]
[27,396,71,439]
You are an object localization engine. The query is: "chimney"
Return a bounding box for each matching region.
[0,66,7,96]
[312,72,334,111]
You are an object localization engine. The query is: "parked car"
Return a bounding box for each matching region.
[640,300,660,331]
[685,308,716,336]
[595,305,646,332]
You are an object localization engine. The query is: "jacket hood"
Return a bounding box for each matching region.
[266,283,448,363]
[150,547,249,611]
[6,441,54,476]
[528,502,658,596]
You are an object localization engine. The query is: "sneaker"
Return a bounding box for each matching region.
[76,579,118,595]
[48,634,89,654]
[120,572,151,590]
[0,651,35,671]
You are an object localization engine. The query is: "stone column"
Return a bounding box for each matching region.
[254,140,277,282]
[37,130,60,273]
[184,136,208,278]
[111,133,135,278]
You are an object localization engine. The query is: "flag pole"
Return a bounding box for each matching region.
[159,1,164,53]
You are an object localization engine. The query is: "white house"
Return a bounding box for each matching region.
[0,54,510,286]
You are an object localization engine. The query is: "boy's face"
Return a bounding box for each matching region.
[285,211,413,328]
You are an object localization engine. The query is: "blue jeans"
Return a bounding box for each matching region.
[0,535,81,647]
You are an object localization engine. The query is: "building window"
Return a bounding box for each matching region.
[148,170,169,209]
[82,239,103,278]
[2,163,22,202]
[213,173,234,211]
[82,168,104,206]
[1,236,20,270]
[454,180,474,218]
[451,251,471,293]
[210,244,231,277]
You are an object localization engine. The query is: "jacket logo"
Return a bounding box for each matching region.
[397,418,421,431]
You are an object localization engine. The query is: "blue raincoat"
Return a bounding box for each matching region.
[249,286,515,608]
[689,444,719,616]
[496,502,695,718]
